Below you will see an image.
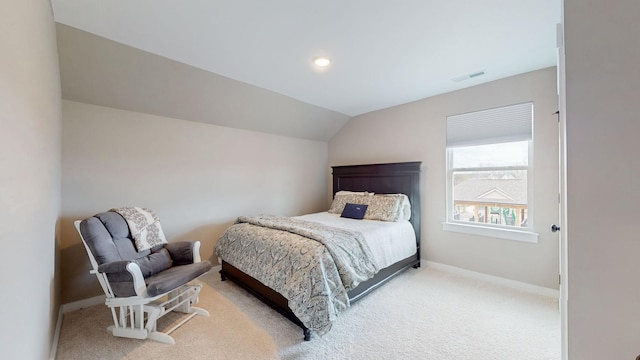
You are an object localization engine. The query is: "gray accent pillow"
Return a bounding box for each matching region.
[134,248,173,278]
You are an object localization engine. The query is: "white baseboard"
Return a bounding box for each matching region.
[60,294,106,313]
[49,307,63,360]
[423,260,559,299]
[50,295,106,360]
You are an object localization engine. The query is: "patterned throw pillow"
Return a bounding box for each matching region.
[329,192,410,222]
[362,194,402,222]
[328,191,373,214]
[377,194,411,221]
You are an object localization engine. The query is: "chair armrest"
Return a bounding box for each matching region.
[165,241,202,265]
[125,262,147,296]
[97,260,131,274]
[96,260,147,297]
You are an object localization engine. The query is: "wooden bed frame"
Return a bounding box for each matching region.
[219,161,422,340]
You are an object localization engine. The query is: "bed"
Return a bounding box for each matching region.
[215,161,421,340]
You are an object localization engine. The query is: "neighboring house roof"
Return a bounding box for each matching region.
[454,178,527,205]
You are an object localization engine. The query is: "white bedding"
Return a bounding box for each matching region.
[295,212,417,269]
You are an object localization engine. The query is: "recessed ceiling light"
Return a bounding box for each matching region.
[313,56,331,67]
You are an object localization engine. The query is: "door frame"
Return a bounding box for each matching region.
[556,19,568,360]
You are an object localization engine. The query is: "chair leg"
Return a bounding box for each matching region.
[172,284,204,314]
[105,283,208,344]
[144,305,162,333]
[133,304,144,329]
[146,331,175,344]
[111,307,157,341]
[130,304,180,343]
[190,306,209,317]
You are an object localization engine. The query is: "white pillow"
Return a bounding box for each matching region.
[398,194,411,221]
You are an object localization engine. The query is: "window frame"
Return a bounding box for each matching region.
[442,104,539,243]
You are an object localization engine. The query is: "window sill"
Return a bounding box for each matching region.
[442,222,539,243]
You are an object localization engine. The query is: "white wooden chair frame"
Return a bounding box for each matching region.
[74,221,209,344]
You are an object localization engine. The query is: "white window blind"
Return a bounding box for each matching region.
[446,102,533,147]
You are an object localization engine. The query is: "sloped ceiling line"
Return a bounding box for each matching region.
[57,24,350,142]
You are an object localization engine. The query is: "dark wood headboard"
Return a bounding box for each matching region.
[332,161,422,250]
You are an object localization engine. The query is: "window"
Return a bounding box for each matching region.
[443,102,538,242]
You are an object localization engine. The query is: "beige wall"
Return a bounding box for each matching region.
[0,0,62,359]
[56,23,350,142]
[330,67,559,289]
[564,1,640,358]
[61,100,329,303]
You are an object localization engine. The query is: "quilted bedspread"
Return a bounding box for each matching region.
[215,215,379,335]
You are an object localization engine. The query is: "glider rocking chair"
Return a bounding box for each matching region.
[74,210,212,344]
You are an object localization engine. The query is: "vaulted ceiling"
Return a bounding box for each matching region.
[53,0,561,141]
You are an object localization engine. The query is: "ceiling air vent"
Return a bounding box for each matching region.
[451,70,486,82]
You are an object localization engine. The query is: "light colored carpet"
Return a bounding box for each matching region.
[54,280,279,360]
[56,266,560,360]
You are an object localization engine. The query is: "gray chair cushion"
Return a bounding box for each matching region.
[146,261,212,297]
[81,212,151,264]
[80,211,212,298]
[107,273,137,297]
[97,211,130,239]
[135,248,173,277]
[165,241,195,265]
